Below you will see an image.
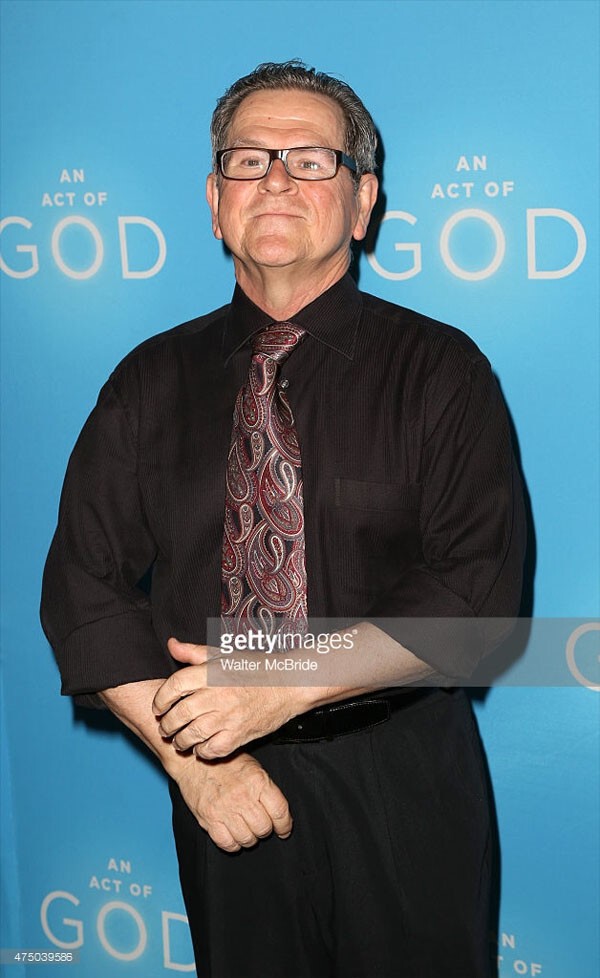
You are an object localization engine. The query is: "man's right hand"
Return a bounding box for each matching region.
[175,751,293,852]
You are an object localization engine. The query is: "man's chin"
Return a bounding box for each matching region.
[243,240,307,269]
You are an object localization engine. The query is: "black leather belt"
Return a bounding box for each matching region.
[272,689,434,744]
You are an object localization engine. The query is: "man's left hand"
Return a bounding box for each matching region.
[152,638,298,759]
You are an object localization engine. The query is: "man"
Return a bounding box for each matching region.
[41,61,525,977]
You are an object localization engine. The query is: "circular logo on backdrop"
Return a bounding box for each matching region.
[565,622,600,691]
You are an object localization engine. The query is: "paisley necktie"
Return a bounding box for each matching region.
[221,322,308,632]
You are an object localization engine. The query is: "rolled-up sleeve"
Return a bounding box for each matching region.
[40,372,172,697]
[369,356,526,679]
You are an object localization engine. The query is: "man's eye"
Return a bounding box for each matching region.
[297,158,322,170]
[239,156,265,168]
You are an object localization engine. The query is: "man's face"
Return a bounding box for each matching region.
[206,89,378,282]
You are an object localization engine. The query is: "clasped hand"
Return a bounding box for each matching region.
[152,638,297,759]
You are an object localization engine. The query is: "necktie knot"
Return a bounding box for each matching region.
[251,322,306,364]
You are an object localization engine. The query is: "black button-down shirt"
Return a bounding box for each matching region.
[41,274,525,694]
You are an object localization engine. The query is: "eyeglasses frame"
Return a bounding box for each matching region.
[216,146,358,181]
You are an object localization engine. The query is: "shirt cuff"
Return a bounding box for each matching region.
[368,568,489,679]
[58,611,175,697]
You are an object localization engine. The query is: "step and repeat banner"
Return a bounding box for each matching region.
[1,1,598,975]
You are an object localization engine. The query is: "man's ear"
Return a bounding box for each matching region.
[206,173,223,240]
[352,173,379,242]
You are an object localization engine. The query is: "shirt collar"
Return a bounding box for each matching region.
[222,273,362,364]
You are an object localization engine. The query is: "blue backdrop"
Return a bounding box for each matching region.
[1,1,598,975]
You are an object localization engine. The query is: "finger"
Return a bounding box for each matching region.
[259,782,293,838]
[207,822,242,853]
[157,690,215,738]
[172,725,213,752]
[152,665,208,715]
[172,716,220,752]
[167,637,210,666]
[193,729,243,760]
[241,804,276,840]
[225,814,262,849]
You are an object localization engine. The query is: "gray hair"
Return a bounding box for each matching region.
[210,60,378,180]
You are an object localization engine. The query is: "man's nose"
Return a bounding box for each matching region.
[259,158,296,191]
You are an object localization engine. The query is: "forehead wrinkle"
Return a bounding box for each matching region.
[228,138,327,150]
[228,124,334,144]
[229,138,271,148]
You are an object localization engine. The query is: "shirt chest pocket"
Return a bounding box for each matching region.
[332,478,422,581]
[334,477,421,550]
[334,478,421,515]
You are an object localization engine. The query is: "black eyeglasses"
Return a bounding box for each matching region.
[216,146,357,181]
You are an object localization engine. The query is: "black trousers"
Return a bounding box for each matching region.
[169,689,494,978]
